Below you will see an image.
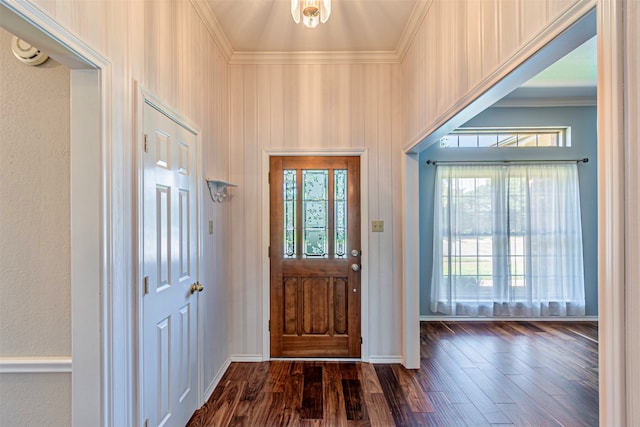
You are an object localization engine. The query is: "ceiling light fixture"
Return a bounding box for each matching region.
[291,0,331,29]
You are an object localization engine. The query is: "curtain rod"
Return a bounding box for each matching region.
[425,158,588,165]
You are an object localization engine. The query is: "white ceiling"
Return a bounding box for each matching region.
[500,36,597,105]
[204,0,423,55]
[201,1,596,103]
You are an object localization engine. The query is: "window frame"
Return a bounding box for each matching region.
[440,126,571,148]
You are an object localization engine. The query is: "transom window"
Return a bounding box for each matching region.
[440,127,570,148]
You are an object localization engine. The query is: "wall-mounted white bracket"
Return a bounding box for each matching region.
[206,179,237,202]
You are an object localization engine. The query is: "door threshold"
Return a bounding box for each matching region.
[269,357,362,362]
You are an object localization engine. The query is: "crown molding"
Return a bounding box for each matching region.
[396,0,434,62]
[191,0,432,65]
[492,96,597,107]
[190,0,233,61]
[228,50,401,65]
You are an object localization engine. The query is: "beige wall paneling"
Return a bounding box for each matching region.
[625,0,640,423]
[402,0,592,150]
[229,63,404,360]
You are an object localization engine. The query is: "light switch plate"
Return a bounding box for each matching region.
[371,220,384,232]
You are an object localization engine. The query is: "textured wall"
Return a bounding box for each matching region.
[0,27,71,426]
[228,63,404,359]
[0,373,71,427]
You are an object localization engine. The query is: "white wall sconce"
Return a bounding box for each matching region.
[206,179,237,203]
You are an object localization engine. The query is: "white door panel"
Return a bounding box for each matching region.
[143,103,199,427]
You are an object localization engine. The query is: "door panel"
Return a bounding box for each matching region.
[143,102,199,427]
[270,156,361,358]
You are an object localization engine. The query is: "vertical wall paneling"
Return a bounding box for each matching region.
[625,0,640,423]
[230,63,403,360]
[401,0,590,150]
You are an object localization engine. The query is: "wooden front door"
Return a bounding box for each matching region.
[270,156,361,357]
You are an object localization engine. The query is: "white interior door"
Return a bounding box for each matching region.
[142,102,199,427]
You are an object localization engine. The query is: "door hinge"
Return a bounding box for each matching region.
[268,171,271,184]
[143,276,149,295]
[360,337,363,344]
[268,246,270,258]
[268,320,271,331]
[144,419,150,427]
[144,133,149,153]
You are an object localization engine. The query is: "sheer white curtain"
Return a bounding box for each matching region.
[431,163,586,317]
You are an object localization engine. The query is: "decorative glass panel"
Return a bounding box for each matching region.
[302,170,328,257]
[334,170,347,257]
[283,169,297,257]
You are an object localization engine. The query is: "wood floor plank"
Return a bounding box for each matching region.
[390,365,434,413]
[280,363,304,425]
[462,366,515,404]
[187,322,598,427]
[419,391,469,427]
[496,402,563,427]
[420,357,472,404]
[206,380,246,427]
[323,363,348,427]
[359,362,384,394]
[342,379,369,421]
[422,354,511,424]
[363,392,395,427]
[264,361,292,393]
[506,373,597,427]
[301,365,324,420]
[242,361,269,401]
[374,364,420,426]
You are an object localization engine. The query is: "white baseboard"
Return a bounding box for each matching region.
[0,357,72,373]
[229,354,264,362]
[203,357,232,403]
[420,315,599,322]
[269,357,361,362]
[368,356,403,364]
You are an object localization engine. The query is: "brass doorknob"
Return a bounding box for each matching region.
[190,282,204,294]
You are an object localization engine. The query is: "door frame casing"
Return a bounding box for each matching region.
[134,83,204,426]
[262,149,369,362]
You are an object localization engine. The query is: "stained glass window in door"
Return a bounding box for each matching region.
[283,169,297,257]
[334,169,347,257]
[302,170,328,257]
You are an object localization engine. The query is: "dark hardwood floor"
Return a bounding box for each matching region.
[186,321,598,427]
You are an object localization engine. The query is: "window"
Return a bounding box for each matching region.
[282,168,348,258]
[440,127,570,148]
[431,163,586,317]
